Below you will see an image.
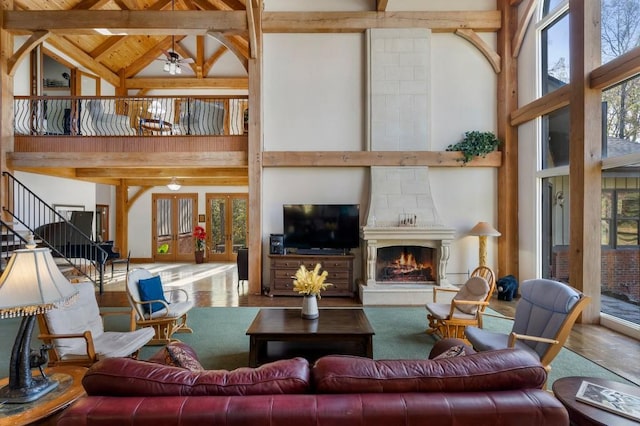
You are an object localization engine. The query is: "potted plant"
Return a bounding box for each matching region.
[193,226,206,264]
[446,131,501,164]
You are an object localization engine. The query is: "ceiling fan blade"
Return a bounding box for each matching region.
[181,58,195,64]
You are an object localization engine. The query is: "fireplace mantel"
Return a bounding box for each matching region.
[361,226,456,241]
[359,225,456,305]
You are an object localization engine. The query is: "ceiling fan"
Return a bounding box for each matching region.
[156,1,193,75]
[158,36,194,75]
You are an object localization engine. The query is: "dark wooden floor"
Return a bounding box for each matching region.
[98,262,640,386]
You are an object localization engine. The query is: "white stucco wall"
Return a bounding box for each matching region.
[262,21,499,284]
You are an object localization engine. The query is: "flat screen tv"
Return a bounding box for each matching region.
[283,204,360,252]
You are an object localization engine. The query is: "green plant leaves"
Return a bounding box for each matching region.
[446,131,501,164]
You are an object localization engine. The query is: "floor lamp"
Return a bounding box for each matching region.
[469,222,501,267]
[0,246,79,403]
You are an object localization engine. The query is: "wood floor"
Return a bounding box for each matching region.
[97,261,640,386]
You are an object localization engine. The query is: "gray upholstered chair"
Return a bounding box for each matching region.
[178,99,225,135]
[37,281,155,367]
[126,268,194,345]
[86,99,136,136]
[465,278,591,374]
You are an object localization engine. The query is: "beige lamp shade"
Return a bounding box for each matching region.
[0,248,78,319]
[469,221,501,237]
[469,222,501,267]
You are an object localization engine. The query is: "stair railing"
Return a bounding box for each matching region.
[0,219,28,273]
[2,171,107,292]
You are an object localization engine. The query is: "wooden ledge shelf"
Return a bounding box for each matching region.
[262,151,502,167]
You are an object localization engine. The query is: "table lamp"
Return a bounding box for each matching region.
[0,245,78,403]
[469,221,501,267]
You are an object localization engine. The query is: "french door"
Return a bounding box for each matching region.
[153,193,198,262]
[206,193,248,261]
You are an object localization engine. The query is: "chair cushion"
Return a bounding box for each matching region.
[452,276,490,314]
[83,357,311,396]
[464,326,541,360]
[138,275,169,314]
[425,302,476,320]
[44,282,105,358]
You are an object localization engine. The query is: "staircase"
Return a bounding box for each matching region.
[2,171,107,292]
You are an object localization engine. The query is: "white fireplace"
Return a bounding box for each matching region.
[359,28,456,305]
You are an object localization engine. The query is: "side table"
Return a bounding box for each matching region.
[0,365,87,426]
[552,376,640,426]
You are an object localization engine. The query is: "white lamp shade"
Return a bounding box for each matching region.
[0,248,78,318]
[469,221,501,237]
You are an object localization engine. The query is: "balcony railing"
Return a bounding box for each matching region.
[14,95,248,137]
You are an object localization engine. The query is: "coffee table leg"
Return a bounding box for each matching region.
[249,336,258,367]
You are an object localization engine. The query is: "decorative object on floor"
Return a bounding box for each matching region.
[469,221,501,267]
[167,177,181,191]
[497,274,519,301]
[446,130,501,164]
[292,264,333,319]
[0,248,79,403]
[193,226,206,264]
[126,268,194,345]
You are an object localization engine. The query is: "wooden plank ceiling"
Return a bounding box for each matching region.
[13,0,250,86]
[10,0,250,187]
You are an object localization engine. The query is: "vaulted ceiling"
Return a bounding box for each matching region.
[11,0,251,90]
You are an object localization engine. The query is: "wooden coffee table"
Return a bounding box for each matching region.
[246,308,374,367]
[552,376,640,426]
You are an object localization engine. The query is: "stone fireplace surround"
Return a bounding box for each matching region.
[359,28,457,305]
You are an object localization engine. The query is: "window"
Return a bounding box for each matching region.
[541,12,570,95]
[542,0,565,17]
[542,106,570,169]
[601,0,640,65]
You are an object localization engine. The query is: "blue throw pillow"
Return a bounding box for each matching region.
[138,276,169,315]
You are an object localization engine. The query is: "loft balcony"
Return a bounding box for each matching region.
[13,95,248,154]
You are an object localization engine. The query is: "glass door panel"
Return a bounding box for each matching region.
[206,193,248,261]
[231,197,248,254]
[153,194,197,262]
[209,197,228,258]
[155,197,174,260]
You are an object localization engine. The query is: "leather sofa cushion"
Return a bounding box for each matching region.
[313,349,547,393]
[83,356,311,396]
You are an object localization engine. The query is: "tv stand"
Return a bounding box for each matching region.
[295,248,349,256]
[268,253,355,297]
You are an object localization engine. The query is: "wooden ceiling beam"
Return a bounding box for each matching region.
[8,152,248,168]
[8,30,49,76]
[203,45,228,75]
[123,177,248,186]
[377,0,389,12]
[72,0,112,9]
[206,31,248,70]
[76,167,247,178]
[261,11,501,33]
[3,11,248,36]
[90,36,127,61]
[262,151,502,167]
[124,76,248,89]
[47,34,121,86]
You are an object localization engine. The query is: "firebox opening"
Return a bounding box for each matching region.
[376,245,436,283]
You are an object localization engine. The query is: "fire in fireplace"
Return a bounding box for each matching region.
[376,246,436,283]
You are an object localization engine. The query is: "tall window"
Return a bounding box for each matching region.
[599,0,640,330]
[541,11,570,95]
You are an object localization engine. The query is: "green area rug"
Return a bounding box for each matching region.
[0,307,632,388]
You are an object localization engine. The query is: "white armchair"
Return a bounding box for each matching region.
[126,268,194,345]
[37,282,155,367]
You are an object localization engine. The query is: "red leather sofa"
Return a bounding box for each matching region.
[57,343,568,426]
